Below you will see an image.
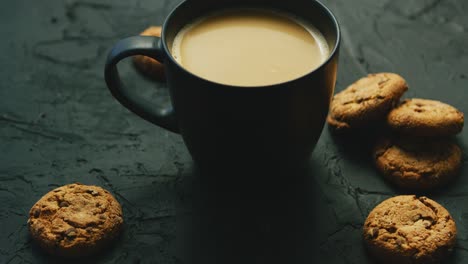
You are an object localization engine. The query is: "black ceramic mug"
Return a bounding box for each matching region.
[105,0,340,169]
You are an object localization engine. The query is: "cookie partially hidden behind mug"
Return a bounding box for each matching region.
[363,195,457,264]
[133,26,165,81]
[28,183,123,257]
[373,137,462,190]
[387,98,464,137]
[327,73,408,131]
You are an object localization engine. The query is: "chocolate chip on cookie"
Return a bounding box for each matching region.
[133,26,165,81]
[28,183,123,257]
[363,195,457,264]
[373,137,461,190]
[327,73,408,131]
[387,98,464,137]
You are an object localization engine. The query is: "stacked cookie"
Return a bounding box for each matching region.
[327,73,464,263]
[133,26,166,81]
[328,73,464,191]
[327,73,408,131]
[375,98,463,191]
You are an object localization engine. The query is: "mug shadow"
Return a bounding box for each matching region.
[327,124,405,195]
[326,123,385,164]
[180,162,327,264]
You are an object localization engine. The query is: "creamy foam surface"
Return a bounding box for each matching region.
[172,9,330,87]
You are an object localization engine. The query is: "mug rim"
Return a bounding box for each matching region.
[161,0,341,89]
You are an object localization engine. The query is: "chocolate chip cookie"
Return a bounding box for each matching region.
[373,137,462,190]
[387,98,464,137]
[133,26,165,81]
[327,73,408,131]
[28,183,124,257]
[363,195,457,264]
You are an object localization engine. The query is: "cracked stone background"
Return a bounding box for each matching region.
[0,0,466,263]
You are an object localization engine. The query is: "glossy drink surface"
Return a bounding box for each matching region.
[171,9,330,87]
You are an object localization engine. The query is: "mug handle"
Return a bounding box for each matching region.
[104,36,179,133]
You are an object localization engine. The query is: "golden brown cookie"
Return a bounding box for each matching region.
[133,26,165,81]
[373,137,461,190]
[387,98,464,137]
[363,195,457,264]
[28,183,123,257]
[327,73,408,131]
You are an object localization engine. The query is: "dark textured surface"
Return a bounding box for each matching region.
[0,0,466,263]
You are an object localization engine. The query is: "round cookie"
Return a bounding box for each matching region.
[363,195,457,264]
[387,98,464,137]
[28,183,124,257]
[327,73,408,131]
[373,137,461,190]
[133,26,165,81]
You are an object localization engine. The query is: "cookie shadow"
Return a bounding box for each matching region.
[431,136,467,196]
[29,232,123,264]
